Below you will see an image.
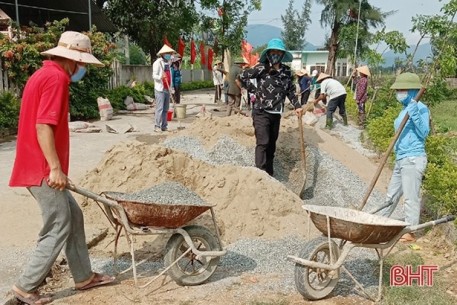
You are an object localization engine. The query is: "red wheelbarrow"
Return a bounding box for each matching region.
[67,183,226,288]
[288,204,455,302]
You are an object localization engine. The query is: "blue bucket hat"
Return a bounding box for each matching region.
[259,38,293,64]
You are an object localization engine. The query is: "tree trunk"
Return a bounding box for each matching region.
[325,18,340,76]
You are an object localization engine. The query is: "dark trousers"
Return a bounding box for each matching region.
[327,94,347,120]
[252,109,281,176]
[214,85,222,103]
[173,85,181,104]
[300,90,311,106]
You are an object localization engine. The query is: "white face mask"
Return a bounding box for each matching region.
[396,92,408,103]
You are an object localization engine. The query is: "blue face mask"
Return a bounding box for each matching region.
[71,65,87,82]
[163,54,171,61]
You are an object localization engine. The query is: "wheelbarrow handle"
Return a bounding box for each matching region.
[406,215,455,233]
[66,182,120,209]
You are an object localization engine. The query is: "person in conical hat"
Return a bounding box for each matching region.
[153,44,177,132]
[296,69,311,105]
[373,72,430,243]
[314,73,348,129]
[9,31,114,305]
[352,65,371,128]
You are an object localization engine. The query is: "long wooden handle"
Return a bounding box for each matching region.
[358,87,426,211]
[297,112,307,178]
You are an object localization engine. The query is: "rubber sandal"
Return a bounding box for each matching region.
[76,273,115,291]
[12,291,52,305]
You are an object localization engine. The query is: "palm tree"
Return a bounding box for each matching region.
[315,0,391,75]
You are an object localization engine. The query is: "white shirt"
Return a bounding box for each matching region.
[152,57,173,92]
[320,78,346,101]
[212,67,224,86]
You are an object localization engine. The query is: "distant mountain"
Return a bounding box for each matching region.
[381,43,432,67]
[246,24,318,51]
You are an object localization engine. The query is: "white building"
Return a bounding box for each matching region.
[289,50,353,77]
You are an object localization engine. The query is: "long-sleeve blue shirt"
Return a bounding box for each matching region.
[394,101,430,160]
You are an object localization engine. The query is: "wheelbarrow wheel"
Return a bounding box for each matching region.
[164,225,220,286]
[294,236,340,300]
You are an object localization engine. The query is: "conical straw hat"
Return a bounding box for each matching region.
[356,65,371,77]
[157,44,176,55]
[316,72,331,83]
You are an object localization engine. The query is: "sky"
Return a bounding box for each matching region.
[247,0,450,46]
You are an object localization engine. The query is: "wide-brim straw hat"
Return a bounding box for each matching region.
[259,38,293,64]
[356,65,371,77]
[157,44,176,56]
[41,31,103,67]
[295,69,308,76]
[316,73,331,83]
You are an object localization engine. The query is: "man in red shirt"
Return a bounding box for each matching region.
[9,31,114,305]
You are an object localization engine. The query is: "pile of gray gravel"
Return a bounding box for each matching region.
[105,181,207,206]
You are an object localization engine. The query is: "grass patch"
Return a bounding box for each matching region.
[431,99,457,132]
[380,251,455,305]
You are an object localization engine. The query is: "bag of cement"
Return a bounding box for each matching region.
[69,121,93,132]
[126,103,149,111]
[303,111,319,126]
[124,96,134,107]
[97,97,113,121]
[144,95,154,104]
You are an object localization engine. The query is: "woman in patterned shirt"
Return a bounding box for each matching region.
[353,65,370,128]
[240,38,302,176]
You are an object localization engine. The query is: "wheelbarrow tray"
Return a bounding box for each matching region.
[104,191,214,228]
[303,205,408,244]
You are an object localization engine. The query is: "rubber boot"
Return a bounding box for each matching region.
[342,115,348,126]
[359,113,366,129]
[325,118,333,129]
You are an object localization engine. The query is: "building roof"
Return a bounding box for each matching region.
[0,0,116,32]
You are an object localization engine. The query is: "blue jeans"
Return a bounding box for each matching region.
[376,156,427,225]
[155,89,170,130]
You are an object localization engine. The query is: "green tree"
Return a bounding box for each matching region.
[199,0,261,58]
[281,0,312,50]
[315,0,390,75]
[104,0,199,59]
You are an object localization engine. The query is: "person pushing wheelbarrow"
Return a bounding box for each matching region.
[9,31,115,305]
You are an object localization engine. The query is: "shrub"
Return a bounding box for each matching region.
[0,90,20,130]
[366,104,401,153]
[181,80,213,91]
[423,135,457,216]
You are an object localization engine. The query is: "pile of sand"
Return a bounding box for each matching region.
[79,142,309,243]
[178,115,255,148]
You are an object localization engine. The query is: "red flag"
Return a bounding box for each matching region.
[177,37,185,57]
[199,42,206,66]
[163,36,172,47]
[190,39,196,64]
[207,48,214,70]
[250,53,259,66]
[242,40,253,54]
